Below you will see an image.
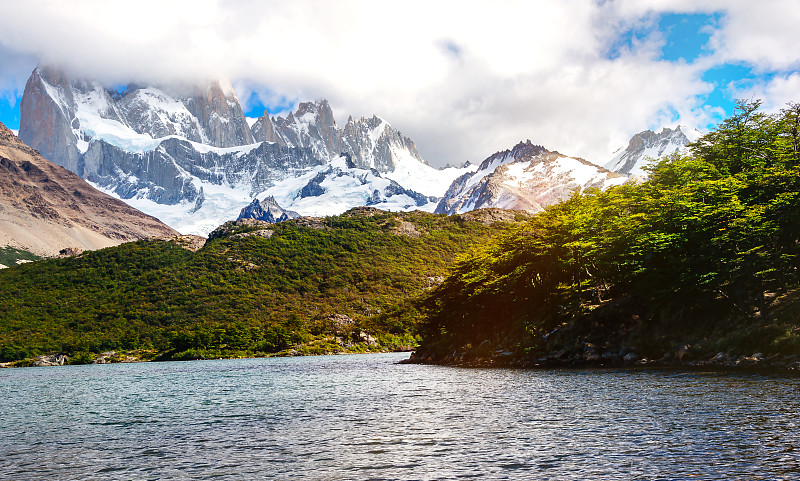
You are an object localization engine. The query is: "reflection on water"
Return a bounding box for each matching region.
[2,353,799,480]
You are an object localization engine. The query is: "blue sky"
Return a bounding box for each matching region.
[0,1,798,166]
[658,13,736,122]
[1,93,20,130]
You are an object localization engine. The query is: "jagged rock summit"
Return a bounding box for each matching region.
[604,125,701,176]
[238,196,300,223]
[19,66,471,235]
[19,65,700,231]
[251,100,425,172]
[0,121,177,257]
[436,140,628,215]
[19,66,253,172]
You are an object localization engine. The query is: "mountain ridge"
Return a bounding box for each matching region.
[604,125,700,176]
[0,121,178,258]
[17,66,701,235]
[19,66,466,235]
[238,196,301,223]
[435,140,627,215]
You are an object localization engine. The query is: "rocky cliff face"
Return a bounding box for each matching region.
[18,66,453,235]
[436,140,628,215]
[114,87,207,143]
[18,67,82,174]
[604,126,701,176]
[18,66,326,211]
[250,109,285,146]
[0,121,177,257]
[180,81,254,148]
[20,68,256,159]
[238,196,300,223]
[251,100,426,172]
[81,137,323,204]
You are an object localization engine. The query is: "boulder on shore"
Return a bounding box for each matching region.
[32,354,69,366]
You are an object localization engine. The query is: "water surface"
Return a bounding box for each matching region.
[2,352,798,480]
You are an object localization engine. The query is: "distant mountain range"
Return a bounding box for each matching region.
[0,121,177,259]
[433,127,699,215]
[16,66,700,236]
[18,67,472,235]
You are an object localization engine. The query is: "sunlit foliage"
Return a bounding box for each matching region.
[0,210,513,361]
[420,101,800,357]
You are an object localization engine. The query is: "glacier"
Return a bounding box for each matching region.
[19,66,471,235]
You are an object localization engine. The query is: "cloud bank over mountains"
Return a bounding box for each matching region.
[0,0,798,167]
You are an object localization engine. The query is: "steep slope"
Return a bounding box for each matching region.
[604,125,701,176]
[436,140,627,215]
[0,122,177,257]
[19,67,466,235]
[20,67,254,157]
[252,100,427,173]
[238,196,300,223]
[18,66,83,174]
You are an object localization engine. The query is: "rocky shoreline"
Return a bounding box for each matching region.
[401,344,800,373]
[0,347,414,368]
[0,350,159,368]
[5,347,798,373]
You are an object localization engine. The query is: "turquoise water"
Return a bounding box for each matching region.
[1,352,798,480]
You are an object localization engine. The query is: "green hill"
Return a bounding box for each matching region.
[0,207,524,364]
[415,101,800,366]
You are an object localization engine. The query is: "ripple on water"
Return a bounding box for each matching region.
[1,354,800,480]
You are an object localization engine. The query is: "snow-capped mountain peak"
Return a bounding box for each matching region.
[436,140,627,215]
[604,125,700,176]
[18,66,470,235]
[19,65,696,237]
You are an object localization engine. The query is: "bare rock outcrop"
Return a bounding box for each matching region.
[31,354,69,366]
[159,234,207,251]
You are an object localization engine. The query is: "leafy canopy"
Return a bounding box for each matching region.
[420,100,800,358]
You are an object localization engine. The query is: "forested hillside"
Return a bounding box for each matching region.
[6,100,799,369]
[415,101,800,366]
[0,208,524,364]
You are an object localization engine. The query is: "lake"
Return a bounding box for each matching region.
[1,352,798,480]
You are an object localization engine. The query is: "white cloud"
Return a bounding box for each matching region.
[732,73,800,113]
[708,1,800,72]
[0,45,36,106]
[0,0,797,166]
